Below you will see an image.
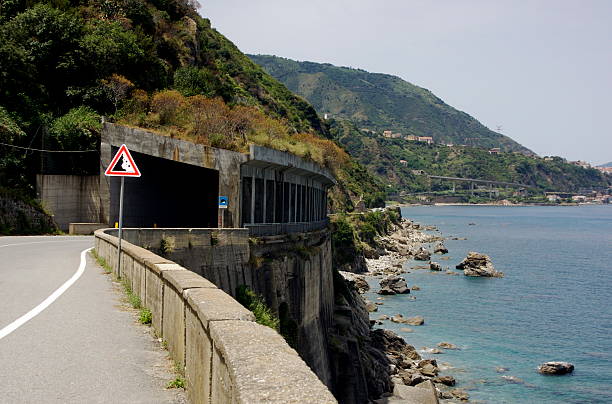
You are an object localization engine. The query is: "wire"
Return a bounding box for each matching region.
[0,142,98,153]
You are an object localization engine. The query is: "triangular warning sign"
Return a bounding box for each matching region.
[105,144,141,177]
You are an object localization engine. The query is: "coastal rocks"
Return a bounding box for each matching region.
[496,366,510,373]
[429,261,442,271]
[365,301,378,312]
[417,359,439,377]
[413,247,431,261]
[456,251,504,277]
[400,327,413,333]
[538,361,574,375]
[391,314,424,326]
[411,285,421,291]
[432,375,456,386]
[434,243,449,254]
[339,271,370,293]
[437,342,459,350]
[422,347,443,354]
[378,275,410,295]
[371,329,422,363]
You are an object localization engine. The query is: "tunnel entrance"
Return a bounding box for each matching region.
[109,149,219,228]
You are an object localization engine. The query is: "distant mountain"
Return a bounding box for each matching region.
[599,162,612,167]
[249,55,532,154]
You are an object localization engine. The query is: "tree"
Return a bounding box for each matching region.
[101,74,134,113]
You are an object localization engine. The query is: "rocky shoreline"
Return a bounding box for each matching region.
[341,217,474,403]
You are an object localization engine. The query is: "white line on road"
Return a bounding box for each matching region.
[0,247,93,341]
[0,239,86,249]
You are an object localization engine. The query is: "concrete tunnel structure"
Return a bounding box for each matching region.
[100,123,336,235]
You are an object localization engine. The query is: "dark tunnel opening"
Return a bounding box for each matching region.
[109,149,219,228]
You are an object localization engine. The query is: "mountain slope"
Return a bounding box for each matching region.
[249,54,532,153]
[330,120,611,196]
[0,1,384,211]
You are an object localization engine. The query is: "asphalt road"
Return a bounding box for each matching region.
[0,236,186,404]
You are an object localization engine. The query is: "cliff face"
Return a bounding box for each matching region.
[249,230,336,386]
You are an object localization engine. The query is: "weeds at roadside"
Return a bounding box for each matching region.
[139,308,152,325]
[166,377,185,389]
[90,250,112,274]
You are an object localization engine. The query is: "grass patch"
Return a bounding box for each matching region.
[166,377,185,389]
[91,250,112,274]
[120,278,142,309]
[236,285,280,331]
[139,308,152,325]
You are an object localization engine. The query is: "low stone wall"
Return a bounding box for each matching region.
[94,229,336,404]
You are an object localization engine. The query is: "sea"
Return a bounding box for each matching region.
[364,205,612,404]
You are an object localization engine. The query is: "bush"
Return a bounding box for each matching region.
[151,90,184,125]
[236,285,279,331]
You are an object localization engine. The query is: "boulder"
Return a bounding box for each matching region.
[365,301,378,312]
[411,285,421,291]
[378,275,410,295]
[538,361,574,375]
[432,375,456,386]
[400,327,414,333]
[413,247,431,261]
[434,243,448,254]
[456,252,504,277]
[437,342,459,350]
[429,261,442,271]
[406,315,424,326]
[450,388,469,401]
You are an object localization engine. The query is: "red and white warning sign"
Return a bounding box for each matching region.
[104,144,141,177]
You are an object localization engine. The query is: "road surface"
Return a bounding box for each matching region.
[0,236,186,403]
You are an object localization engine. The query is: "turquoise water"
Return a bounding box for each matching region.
[365,205,612,403]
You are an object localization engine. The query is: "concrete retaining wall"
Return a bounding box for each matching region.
[94,229,336,404]
[36,174,100,231]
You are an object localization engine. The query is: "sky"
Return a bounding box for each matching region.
[199,0,612,165]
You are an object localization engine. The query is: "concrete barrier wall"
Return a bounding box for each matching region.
[94,229,336,404]
[37,174,100,231]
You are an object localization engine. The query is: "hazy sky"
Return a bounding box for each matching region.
[200,1,611,165]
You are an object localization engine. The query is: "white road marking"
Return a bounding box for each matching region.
[0,239,82,249]
[0,247,93,340]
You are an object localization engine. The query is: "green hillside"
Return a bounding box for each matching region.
[249,55,532,154]
[0,1,383,212]
[331,120,611,197]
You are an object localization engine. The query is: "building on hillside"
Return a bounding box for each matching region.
[417,136,433,144]
[489,148,501,155]
[382,130,393,138]
[596,166,612,174]
[405,135,418,141]
[399,160,408,167]
[570,160,591,169]
[391,133,402,139]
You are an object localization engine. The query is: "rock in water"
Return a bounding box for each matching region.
[413,247,431,261]
[378,275,410,295]
[437,342,459,350]
[538,361,574,375]
[456,252,504,277]
[429,261,442,271]
[406,316,425,326]
[434,242,449,254]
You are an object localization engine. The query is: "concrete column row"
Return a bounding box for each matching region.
[242,177,328,225]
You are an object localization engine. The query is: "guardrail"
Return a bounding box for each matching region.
[94,229,336,404]
[246,219,330,237]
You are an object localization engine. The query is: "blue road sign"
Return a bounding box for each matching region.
[218,196,228,209]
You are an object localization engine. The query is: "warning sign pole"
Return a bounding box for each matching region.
[104,144,141,278]
[117,176,125,277]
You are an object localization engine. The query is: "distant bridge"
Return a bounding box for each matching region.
[427,175,533,189]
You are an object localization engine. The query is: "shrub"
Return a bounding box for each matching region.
[236,285,280,331]
[151,90,184,125]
